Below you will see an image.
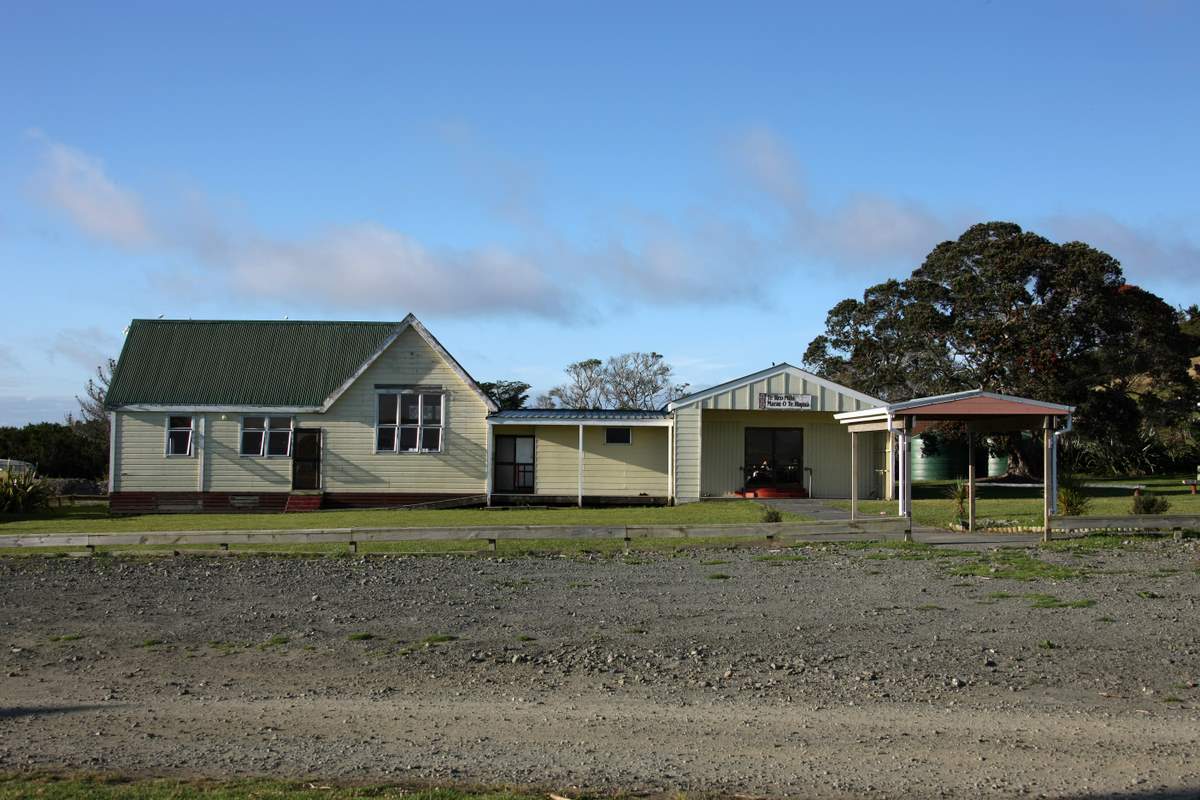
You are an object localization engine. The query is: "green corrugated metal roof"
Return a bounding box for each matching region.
[106,319,404,408]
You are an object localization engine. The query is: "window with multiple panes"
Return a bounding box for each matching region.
[376,391,443,453]
[165,416,194,456]
[604,426,632,445]
[240,416,294,457]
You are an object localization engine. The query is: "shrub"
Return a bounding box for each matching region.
[0,468,53,513]
[1056,474,1092,516]
[44,477,106,496]
[761,505,783,524]
[1132,493,1171,515]
[946,479,968,520]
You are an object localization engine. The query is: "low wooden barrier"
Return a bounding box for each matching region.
[1050,514,1200,541]
[0,515,912,554]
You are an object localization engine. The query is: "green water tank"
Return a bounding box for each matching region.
[909,434,994,481]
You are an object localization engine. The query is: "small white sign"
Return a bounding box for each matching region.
[758,393,814,410]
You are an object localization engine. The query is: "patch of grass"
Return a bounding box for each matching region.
[915,604,944,611]
[830,474,1200,531]
[0,499,809,535]
[1043,534,1155,553]
[420,634,457,645]
[347,632,375,641]
[137,638,163,648]
[754,553,808,563]
[949,549,1083,582]
[845,540,973,561]
[515,635,536,642]
[1136,590,1163,599]
[1026,593,1096,609]
[0,775,545,799]
[987,591,1017,599]
[706,572,732,580]
[1098,616,1116,623]
[1161,695,1183,704]
[262,635,289,647]
[1038,639,1058,650]
[48,633,83,642]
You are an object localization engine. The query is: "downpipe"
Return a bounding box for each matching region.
[1049,414,1073,515]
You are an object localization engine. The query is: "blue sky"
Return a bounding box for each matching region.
[1,1,1197,424]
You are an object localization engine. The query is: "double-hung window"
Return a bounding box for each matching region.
[240,416,293,457]
[165,416,194,456]
[376,391,443,453]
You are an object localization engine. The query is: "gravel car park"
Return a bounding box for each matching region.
[2,539,1198,798]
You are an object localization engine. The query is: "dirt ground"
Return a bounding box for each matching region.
[2,539,1198,799]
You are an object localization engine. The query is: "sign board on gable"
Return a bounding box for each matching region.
[758,393,815,410]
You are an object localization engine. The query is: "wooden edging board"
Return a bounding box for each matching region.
[0,516,912,550]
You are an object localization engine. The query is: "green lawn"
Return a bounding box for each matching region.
[831,474,1200,529]
[0,776,540,800]
[0,499,798,535]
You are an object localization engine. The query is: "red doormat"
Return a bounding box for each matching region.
[735,486,809,499]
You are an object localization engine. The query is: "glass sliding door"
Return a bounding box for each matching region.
[743,427,804,489]
[494,435,535,493]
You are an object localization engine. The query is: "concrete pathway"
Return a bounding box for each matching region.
[764,497,1044,547]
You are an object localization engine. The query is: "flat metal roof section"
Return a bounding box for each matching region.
[834,389,1073,433]
[489,408,672,425]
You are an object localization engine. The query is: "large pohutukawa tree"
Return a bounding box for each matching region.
[804,221,1198,476]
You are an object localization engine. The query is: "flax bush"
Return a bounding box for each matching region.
[0,468,54,513]
[1056,474,1093,517]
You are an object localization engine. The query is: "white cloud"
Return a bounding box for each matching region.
[28,130,154,249]
[0,344,19,372]
[730,127,957,267]
[0,395,77,427]
[230,224,576,319]
[27,130,1196,321]
[1042,212,1200,286]
[46,326,120,372]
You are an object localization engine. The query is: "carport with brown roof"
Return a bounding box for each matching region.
[835,391,1074,541]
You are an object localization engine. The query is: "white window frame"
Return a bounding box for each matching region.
[375,390,446,454]
[239,415,294,458]
[605,426,633,446]
[163,415,194,457]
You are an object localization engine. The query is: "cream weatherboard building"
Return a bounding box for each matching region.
[104,316,888,513]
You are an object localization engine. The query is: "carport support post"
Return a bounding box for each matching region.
[902,416,914,542]
[1042,415,1052,543]
[849,430,858,521]
[967,434,976,533]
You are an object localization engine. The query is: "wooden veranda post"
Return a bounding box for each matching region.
[967,434,976,533]
[849,430,858,521]
[577,424,584,508]
[1042,416,1052,543]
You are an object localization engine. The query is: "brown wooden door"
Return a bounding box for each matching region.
[291,429,322,490]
